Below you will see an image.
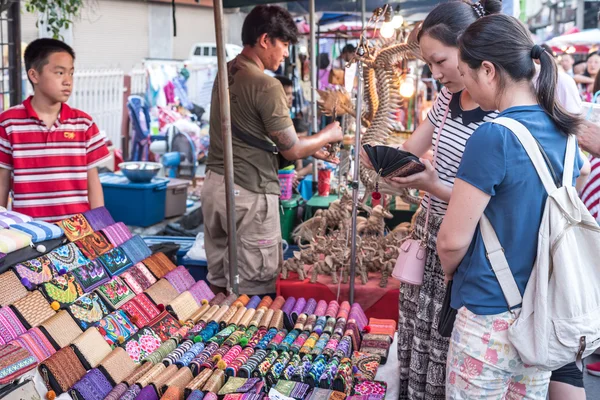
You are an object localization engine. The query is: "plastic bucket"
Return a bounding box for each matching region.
[279,173,294,200]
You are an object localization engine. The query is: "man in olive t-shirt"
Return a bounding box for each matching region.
[202,5,343,295]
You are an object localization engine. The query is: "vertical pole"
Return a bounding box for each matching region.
[8,0,22,107]
[349,55,363,305]
[361,0,366,30]
[310,0,319,190]
[213,0,239,295]
[576,0,585,30]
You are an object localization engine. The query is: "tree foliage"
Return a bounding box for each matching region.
[25,0,84,39]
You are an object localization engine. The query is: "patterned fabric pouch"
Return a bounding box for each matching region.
[57,214,94,242]
[0,378,41,399]
[14,255,57,290]
[9,327,56,363]
[148,311,182,342]
[96,277,136,310]
[121,327,162,364]
[120,235,152,265]
[68,292,110,330]
[40,273,85,309]
[98,310,138,345]
[11,290,56,329]
[0,229,32,254]
[305,388,347,400]
[83,206,115,231]
[164,266,196,294]
[70,368,114,400]
[70,327,113,370]
[218,377,264,395]
[0,270,28,306]
[359,334,392,365]
[142,252,177,279]
[188,280,215,305]
[97,347,137,386]
[10,221,64,243]
[0,344,36,384]
[0,307,27,343]
[39,310,83,349]
[38,346,87,395]
[75,231,114,260]
[120,293,161,329]
[144,279,179,307]
[351,380,387,397]
[71,260,111,292]
[98,247,133,277]
[47,243,89,275]
[0,210,32,228]
[101,222,132,247]
[120,263,157,294]
[273,380,311,400]
[351,351,381,381]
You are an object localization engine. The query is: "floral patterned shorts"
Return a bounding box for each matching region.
[446,307,551,400]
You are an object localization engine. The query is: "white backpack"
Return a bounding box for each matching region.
[480,117,600,371]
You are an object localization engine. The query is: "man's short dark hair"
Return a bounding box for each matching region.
[342,44,356,54]
[242,5,298,47]
[24,38,75,84]
[293,117,309,134]
[274,75,293,88]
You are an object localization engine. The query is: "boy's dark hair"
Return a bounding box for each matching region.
[242,5,298,47]
[342,44,356,54]
[274,75,293,88]
[293,117,309,134]
[24,38,75,85]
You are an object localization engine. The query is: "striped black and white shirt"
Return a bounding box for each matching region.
[422,87,498,216]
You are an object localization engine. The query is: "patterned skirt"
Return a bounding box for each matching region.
[398,208,449,400]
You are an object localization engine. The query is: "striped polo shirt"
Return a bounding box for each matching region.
[0,97,109,222]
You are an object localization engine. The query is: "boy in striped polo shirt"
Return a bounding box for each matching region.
[0,39,109,222]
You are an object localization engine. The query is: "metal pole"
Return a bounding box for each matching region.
[349,54,364,305]
[8,0,22,107]
[213,0,239,295]
[310,0,319,190]
[361,0,366,30]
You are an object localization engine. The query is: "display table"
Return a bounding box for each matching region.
[304,194,341,219]
[277,271,400,322]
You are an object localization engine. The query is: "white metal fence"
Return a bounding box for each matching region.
[129,69,147,96]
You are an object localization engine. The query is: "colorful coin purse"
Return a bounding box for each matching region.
[121,327,163,364]
[70,327,113,370]
[70,368,114,400]
[57,214,94,242]
[83,206,115,231]
[0,306,27,344]
[120,263,157,294]
[38,346,87,395]
[47,243,89,275]
[120,293,161,329]
[10,221,64,243]
[149,311,182,342]
[142,252,177,279]
[120,236,152,265]
[98,310,138,345]
[164,266,196,294]
[97,347,137,386]
[68,292,111,330]
[101,223,132,247]
[9,327,55,363]
[0,344,37,384]
[0,271,28,306]
[75,232,114,260]
[96,277,136,310]
[39,310,83,349]
[98,247,133,277]
[71,260,111,292]
[40,273,85,309]
[13,255,57,290]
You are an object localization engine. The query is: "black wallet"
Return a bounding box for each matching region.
[363,144,426,178]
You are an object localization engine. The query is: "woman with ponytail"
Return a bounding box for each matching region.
[437,14,587,398]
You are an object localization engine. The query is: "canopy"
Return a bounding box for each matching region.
[223,0,441,15]
[545,29,600,48]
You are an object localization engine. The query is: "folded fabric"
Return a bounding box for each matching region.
[121,327,162,364]
[96,277,136,310]
[305,388,347,400]
[351,351,381,381]
[11,290,56,329]
[121,235,152,265]
[149,311,182,342]
[0,306,27,343]
[0,270,28,306]
[39,310,83,349]
[10,220,64,244]
[0,229,32,254]
[273,380,311,400]
[101,222,132,247]
[47,243,89,274]
[120,262,157,294]
[38,345,87,395]
[98,310,138,345]
[359,334,392,364]
[351,380,387,397]
[40,272,85,309]
[57,214,94,242]
[0,343,36,384]
[0,210,31,228]
[164,265,196,293]
[14,255,57,290]
[123,361,155,386]
[142,252,177,279]
[83,207,115,231]
[68,292,110,330]
[120,293,161,329]
[9,327,55,363]
[71,260,111,292]
[98,247,133,277]
[71,327,113,369]
[75,231,114,260]
[70,368,114,400]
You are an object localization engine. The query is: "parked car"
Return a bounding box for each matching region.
[188,43,242,64]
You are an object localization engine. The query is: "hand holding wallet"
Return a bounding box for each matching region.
[362,144,425,178]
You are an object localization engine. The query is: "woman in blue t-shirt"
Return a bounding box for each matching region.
[437,15,589,399]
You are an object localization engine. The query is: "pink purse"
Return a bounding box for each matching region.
[392,103,450,285]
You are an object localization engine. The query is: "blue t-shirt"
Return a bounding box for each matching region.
[451,105,583,315]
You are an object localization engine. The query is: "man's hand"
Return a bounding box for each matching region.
[313,148,340,164]
[321,122,343,143]
[579,120,600,158]
[387,159,439,192]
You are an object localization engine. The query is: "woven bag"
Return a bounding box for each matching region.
[120,262,157,294]
[83,207,115,231]
[38,346,87,395]
[71,327,113,369]
[57,214,94,242]
[70,368,114,400]
[161,386,183,400]
[142,252,177,279]
[162,366,193,392]
[164,266,196,294]
[101,222,132,247]
[151,364,178,395]
[9,327,55,363]
[120,293,161,329]
[167,291,200,322]
[98,347,137,386]
[11,290,56,329]
[124,361,154,386]
[0,307,27,343]
[141,338,178,365]
[39,310,83,349]
[0,271,27,306]
[137,362,166,387]
[74,231,113,260]
[13,255,57,290]
[103,382,128,400]
[185,367,213,393]
[0,344,37,384]
[145,279,179,307]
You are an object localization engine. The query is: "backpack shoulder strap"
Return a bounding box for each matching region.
[562,134,577,188]
[492,117,557,194]
[479,215,523,309]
